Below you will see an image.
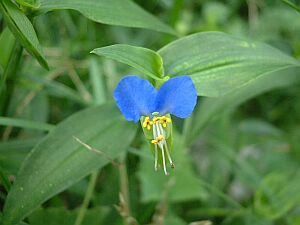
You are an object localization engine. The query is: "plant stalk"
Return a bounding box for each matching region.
[119,162,131,216]
[74,171,99,225]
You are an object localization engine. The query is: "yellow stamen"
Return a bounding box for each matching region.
[151,134,164,145]
[153,117,160,124]
[157,135,164,141]
[142,117,153,130]
[159,116,171,128]
[151,139,158,144]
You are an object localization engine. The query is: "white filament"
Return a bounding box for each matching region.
[152,122,158,171]
[152,121,174,175]
[154,145,158,171]
[160,141,168,175]
[158,123,174,167]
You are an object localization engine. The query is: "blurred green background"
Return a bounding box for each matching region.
[1,0,300,225]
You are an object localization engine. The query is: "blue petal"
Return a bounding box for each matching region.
[113,75,157,122]
[155,76,197,118]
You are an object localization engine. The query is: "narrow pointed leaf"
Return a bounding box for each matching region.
[281,0,300,13]
[92,44,164,79]
[39,0,176,35]
[0,0,48,69]
[159,32,300,97]
[1,103,137,225]
[0,28,15,70]
[0,117,54,131]
[89,58,107,105]
[16,0,41,9]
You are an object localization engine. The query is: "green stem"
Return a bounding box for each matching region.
[169,0,184,27]
[118,161,139,225]
[74,171,99,225]
[119,162,131,215]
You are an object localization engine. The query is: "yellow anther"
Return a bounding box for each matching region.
[157,135,164,141]
[151,139,158,144]
[142,117,153,130]
[151,135,165,145]
[153,117,160,124]
[159,116,171,128]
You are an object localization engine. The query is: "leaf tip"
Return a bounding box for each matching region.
[41,59,50,71]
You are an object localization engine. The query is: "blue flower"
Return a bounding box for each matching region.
[113,75,197,175]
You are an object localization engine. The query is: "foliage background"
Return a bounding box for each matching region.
[1,0,300,225]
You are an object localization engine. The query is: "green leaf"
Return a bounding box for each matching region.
[39,0,176,35]
[16,0,40,9]
[0,28,15,70]
[0,0,48,69]
[28,207,109,225]
[281,0,300,13]
[0,168,11,192]
[164,211,186,225]
[0,117,54,131]
[0,28,17,93]
[159,32,300,97]
[1,103,137,225]
[89,58,107,105]
[186,67,300,145]
[26,76,88,105]
[0,138,40,174]
[92,44,164,79]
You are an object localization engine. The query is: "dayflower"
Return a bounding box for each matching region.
[113,75,197,175]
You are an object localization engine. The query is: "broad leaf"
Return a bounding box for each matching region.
[159,32,300,97]
[39,0,176,35]
[0,138,40,174]
[1,103,137,225]
[92,44,164,79]
[186,67,300,145]
[28,207,109,225]
[0,0,48,69]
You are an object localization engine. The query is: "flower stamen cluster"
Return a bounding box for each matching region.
[142,116,171,131]
[142,115,174,175]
